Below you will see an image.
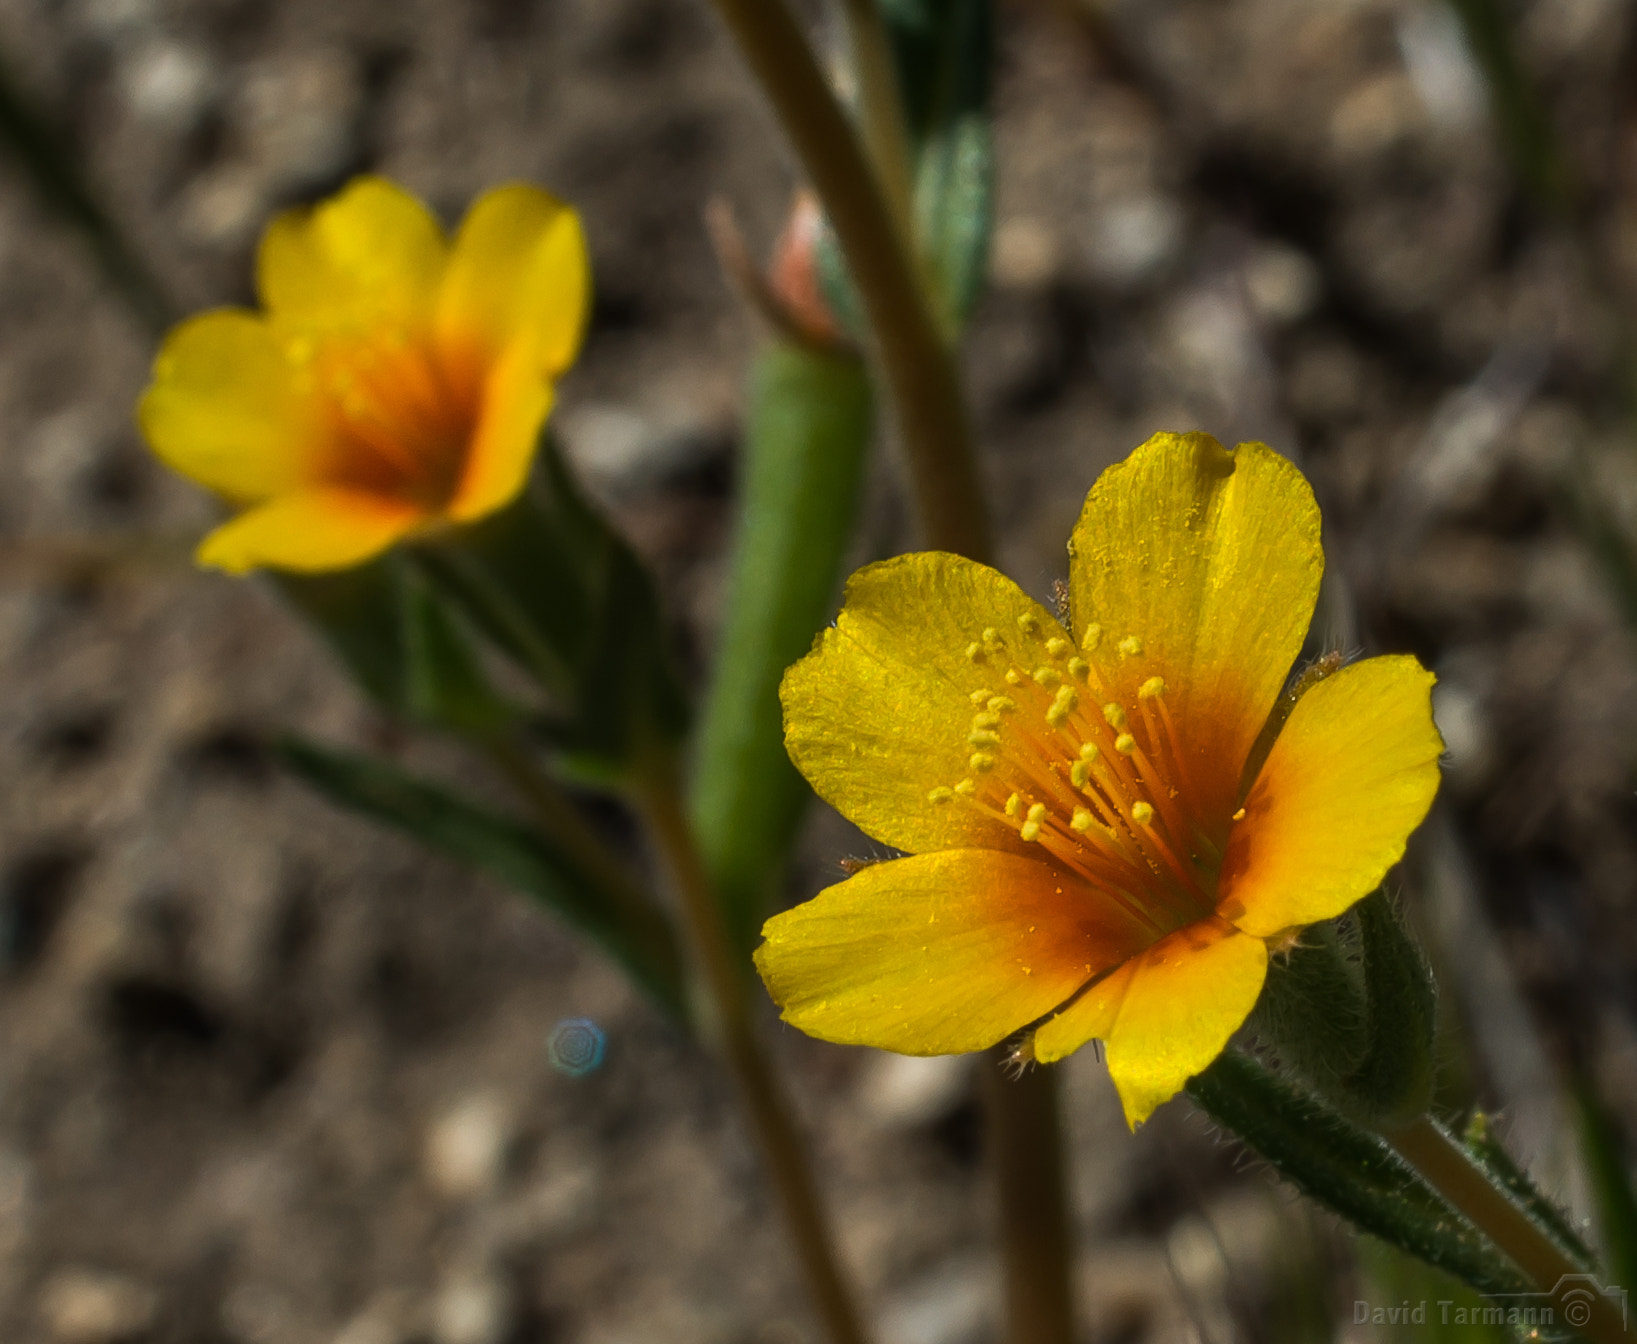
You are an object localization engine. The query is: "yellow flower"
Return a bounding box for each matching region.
[139,176,589,573]
[756,432,1444,1127]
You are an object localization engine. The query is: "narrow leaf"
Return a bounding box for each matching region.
[690,343,873,953]
[279,736,687,1019]
[1574,1079,1637,1294]
[1188,1049,1528,1298]
[1463,1111,1595,1272]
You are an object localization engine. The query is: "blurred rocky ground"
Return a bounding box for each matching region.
[0,0,1632,1340]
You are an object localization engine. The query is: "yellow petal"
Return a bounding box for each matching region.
[1033,917,1268,1128]
[446,343,553,523]
[139,310,323,502]
[781,552,1064,856]
[756,849,1152,1055]
[1068,433,1322,826]
[258,177,447,332]
[1217,655,1442,939]
[436,183,590,377]
[196,487,425,574]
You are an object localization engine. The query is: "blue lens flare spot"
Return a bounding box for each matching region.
[547,1018,606,1076]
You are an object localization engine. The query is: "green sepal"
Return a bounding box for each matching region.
[274,555,513,736]
[415,433,689,773]
[1188,1049,1528,1298]
[1249,892,1437,1131]
[1463,1111,1595,1272]
[1573,1080,1637,1292]
[278,736,687,1020]
[689,342,873,954]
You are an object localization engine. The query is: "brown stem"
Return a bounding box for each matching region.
[837,0,917,241]
[1389,1116,1627,1344]
[699,8,1073,1341]
[701,0,992,560]
[634,760,870,1344]
[984,1059,1078,1344]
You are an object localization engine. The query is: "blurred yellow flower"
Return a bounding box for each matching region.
[756,432,1443,1127]
[139,176,589,573]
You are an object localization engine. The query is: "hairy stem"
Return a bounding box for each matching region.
[634,759,870,1344]
[1389,1115,1626,1344]
[702,0,991,560]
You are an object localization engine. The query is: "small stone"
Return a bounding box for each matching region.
[424,1093,512,1200]
[120,40,215,131]
[856,1052,974,1129]
[1243,243,1321,327]
[990,217,1061,290]
[1084,195,1184,288]
[431,1268,510,1344]
[880,1257,995,1344]
[38,1268,158,1344]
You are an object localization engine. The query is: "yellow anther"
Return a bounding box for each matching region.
[1232,806,1247,822]
[965,642,985,663]
[1081,622,1102,651]
[1045,637,1072,658]
[1131,801,1155,825]
[1005,793,1023,817]
[1071,807,1094,833]
[1115,733,1136,755]
[1102,702,1127,729]
[987,696,1017,714]
[1032,666,1062,687]
[1067,657,1090,680]
[969,752,996,773]
[969,689,990,707]
[981,627,1002,645]
[972,711,1001,729]
[1139,676,1166,699]
[1046,685,1078,727]
[1079,742,1100,761]
[1020,802,1047,842]
[968,729,1001,747]
[927,786,955,804]
[1017,613,1040,635]
[1005,668,1024,685]
[954,778,978,797]
[1070,760,1091,788]
[1119,635,1144,657]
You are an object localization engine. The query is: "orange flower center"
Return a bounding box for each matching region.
[300,325,482,510]
[927,611,1223,940]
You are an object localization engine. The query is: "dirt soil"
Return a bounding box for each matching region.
[0,0,1634,1341]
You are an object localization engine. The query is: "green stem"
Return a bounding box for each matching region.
[984,1060,1077,1344]
[634,758,870,1344]
[837,0,917,242]
[702,0,991,560]
[1388,1116,1627,1344]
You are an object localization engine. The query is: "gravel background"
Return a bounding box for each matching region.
[0,0,1633,1341]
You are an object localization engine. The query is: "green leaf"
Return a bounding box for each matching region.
[1188,1049,1529,1298]
[1574,1079,1637,1293]
[278,736,687,1019]
[1441,0,1571,211]
[819,0,995,337]
[1462,1111,1595,1273]
[274,556,512,735]
[415,434,689,772]
[689,342,873,954]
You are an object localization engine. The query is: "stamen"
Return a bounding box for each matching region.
[987,696,1016,713]
[1045,686,1078,727]
[1071,807,1094,833]
[1139,676,1166,699]
[1081,623,1102,651]
[969,752,996,772]
[1102,703,1127,730]
[981,628,1003,646]
[1115,733,1136,755]
[1067,658,1090,680]
[1021,803,1047,842]
[969,689,990,707]
[1032,666,1062,687]
[1132,801,1154,825]
[1045,637,1072,658]
[1005,793,1023,817]
[966,642,985,663]
[968,728,1001,746]
[1005,669,1024,685]
[1017,613,1040,635]
[954,778,977,797]
[928,786,954,804]
[1119,635,1144,657]
[1079,742,1100,761]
